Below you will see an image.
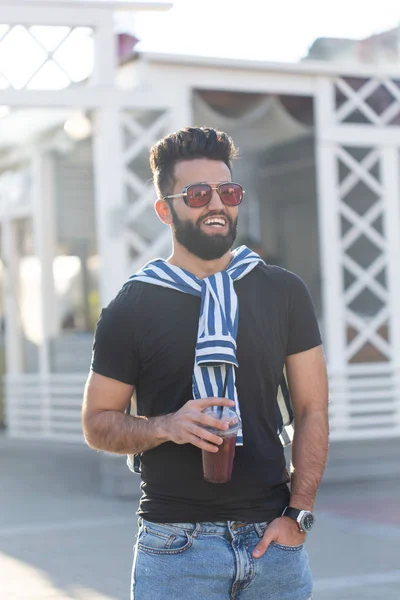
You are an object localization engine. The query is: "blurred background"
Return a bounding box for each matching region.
[0,1,399,599]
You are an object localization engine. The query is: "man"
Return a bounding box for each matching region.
[82,127,329,600]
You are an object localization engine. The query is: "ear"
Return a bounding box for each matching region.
[155,199,173,225]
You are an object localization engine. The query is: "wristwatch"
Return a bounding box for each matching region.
[282,506,315,533]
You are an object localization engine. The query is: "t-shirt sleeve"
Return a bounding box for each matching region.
[91,285,139,385]
[286,272,322,356]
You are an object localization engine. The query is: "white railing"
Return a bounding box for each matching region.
[329,363,400,440]
[5,373,87,442]
[5,365,400,444]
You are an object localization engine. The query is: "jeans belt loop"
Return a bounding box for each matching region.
[193,523,201,538]
[231,522,247,531]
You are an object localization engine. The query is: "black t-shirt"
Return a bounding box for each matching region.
[91,264,322,523]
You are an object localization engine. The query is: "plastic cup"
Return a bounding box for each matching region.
[201,407,241,484]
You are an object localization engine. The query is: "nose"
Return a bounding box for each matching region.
[208,187,225,211]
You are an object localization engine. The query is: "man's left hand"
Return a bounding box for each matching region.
[252,517,306,558]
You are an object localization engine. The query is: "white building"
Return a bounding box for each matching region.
[1,0,400,445]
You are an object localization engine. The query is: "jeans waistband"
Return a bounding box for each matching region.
[139,518,269,537]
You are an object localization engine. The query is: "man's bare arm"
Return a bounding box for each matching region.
[252,344,329,558]
[82,371,235,454]
[286,344,329,510]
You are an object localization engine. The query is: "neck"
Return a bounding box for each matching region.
[167,242,234,279]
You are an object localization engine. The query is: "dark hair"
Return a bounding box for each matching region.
[149,126,239,198]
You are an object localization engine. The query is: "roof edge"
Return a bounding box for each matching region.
[3,1,173,11]
[139,50,400,78]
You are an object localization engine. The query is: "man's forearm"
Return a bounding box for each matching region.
[83,410,171,454]
[289,408,329,510]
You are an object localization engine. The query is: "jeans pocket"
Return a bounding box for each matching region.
[137,523,193,556]
[271,541,304,551]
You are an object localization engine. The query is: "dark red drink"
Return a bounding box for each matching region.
[202,433,237,483]
[201,407,241,484]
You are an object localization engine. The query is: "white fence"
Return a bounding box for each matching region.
[5,373,87,442]
[5,366,400,443]
[329,363,400,440]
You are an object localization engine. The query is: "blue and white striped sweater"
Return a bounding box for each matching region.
[126,245,293,448]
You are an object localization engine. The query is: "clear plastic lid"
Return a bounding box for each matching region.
[202,407,242,436]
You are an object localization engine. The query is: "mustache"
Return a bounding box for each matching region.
[196,211,232,226]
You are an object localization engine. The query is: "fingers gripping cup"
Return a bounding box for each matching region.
[201,408,241,484]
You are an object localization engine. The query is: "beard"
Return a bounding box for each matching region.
[169,203,238,261]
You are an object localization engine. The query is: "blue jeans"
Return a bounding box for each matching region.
[132,519,313,600]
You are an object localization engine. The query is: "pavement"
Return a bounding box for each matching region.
[0,433,399,600]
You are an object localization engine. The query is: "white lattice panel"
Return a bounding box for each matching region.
[316,75,400,441]
[336,145,391,364]
[335,76,400,126]
[0,0,179,444]
[0,25,94,90]
[121,108,173,271]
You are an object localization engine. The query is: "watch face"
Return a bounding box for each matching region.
[301,512,315,532]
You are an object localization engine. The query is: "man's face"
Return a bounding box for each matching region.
[168,158,239,261]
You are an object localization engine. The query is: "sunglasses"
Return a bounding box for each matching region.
[163,182,245,208]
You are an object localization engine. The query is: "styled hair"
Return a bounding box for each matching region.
[149,126,239,198]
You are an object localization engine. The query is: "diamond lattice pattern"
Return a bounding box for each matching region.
[0,25,94,90]
[337,146,391,363]
[335,77,400,125]
[122,109,173,269]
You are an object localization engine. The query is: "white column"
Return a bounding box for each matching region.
[382,145,400,428]
[91,14,129,305]
[31,152,55,438]
[93,106,129,305]
[382,145,400,363]
[31,151,58,377]
[169,85,193,131]
[1,219,24,375]
[92,11,117,88]
[31,151,59,436]
[314,77,347,372]
[314,77,349,431]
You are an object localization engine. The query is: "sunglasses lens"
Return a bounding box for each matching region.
[186,184,212,207]
[219,183,243,206]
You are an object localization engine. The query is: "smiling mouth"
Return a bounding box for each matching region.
[201,216,228,228]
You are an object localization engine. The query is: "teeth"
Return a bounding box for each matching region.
[204,218,226,226]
